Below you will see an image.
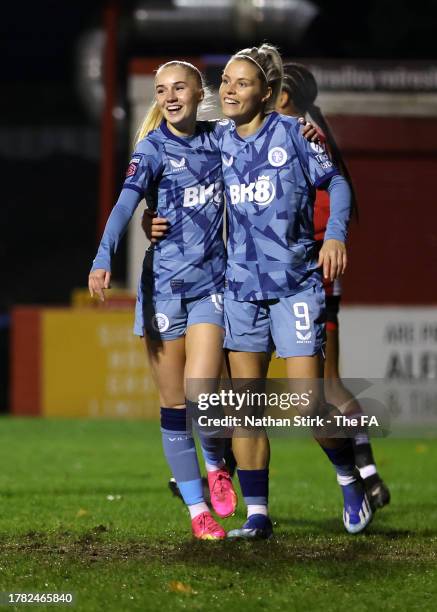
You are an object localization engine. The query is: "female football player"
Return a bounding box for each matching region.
[218,44,371,539]
[276,63,390,511]
[89,60,237,540]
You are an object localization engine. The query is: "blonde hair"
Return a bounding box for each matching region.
[135,103,163,143]
[135,60,207,145]
[231,43,284,113]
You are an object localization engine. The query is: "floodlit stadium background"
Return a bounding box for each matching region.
[2,1,437,424]
[2,3,437,611]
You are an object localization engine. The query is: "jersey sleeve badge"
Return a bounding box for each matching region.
[126,155,142,177]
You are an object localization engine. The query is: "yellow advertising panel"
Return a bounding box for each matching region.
[267,356,287,378]
[40,307,287,419]
[42,309,159,418]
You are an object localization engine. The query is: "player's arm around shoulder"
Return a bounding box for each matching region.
[280,113,319,144]
[297,117,320,143]
[142,209,169,243]
[208,117,233,148]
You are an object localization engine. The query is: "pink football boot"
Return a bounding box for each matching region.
[207,468,238,518]
[191,511,226,540]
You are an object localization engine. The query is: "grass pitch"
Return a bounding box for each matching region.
[0,418,436,612]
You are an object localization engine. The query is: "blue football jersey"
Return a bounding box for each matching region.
[219,112,345,301]
[93,120,228,299]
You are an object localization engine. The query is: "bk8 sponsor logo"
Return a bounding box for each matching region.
[229,176,276,206]
[183,180,223,207]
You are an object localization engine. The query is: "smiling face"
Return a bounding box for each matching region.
[155,64,203,135]
[219,59,271,126]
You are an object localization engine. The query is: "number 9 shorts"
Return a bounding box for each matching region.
[223,284,326,358]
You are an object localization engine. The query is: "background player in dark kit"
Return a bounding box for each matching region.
[276,62,390,512]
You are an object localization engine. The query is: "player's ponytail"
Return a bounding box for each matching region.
[135,102,163,144]
[232,43,284,113]
[283,62,358,217]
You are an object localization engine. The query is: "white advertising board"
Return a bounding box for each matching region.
[339,307,437,429]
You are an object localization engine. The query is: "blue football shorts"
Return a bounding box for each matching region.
[224,284,326,358]
[134,277,224,340]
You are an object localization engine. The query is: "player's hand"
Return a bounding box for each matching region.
[88,269,111,302]
[317,239,347,282]
[299,117,319,142]
[141,209,169,243]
